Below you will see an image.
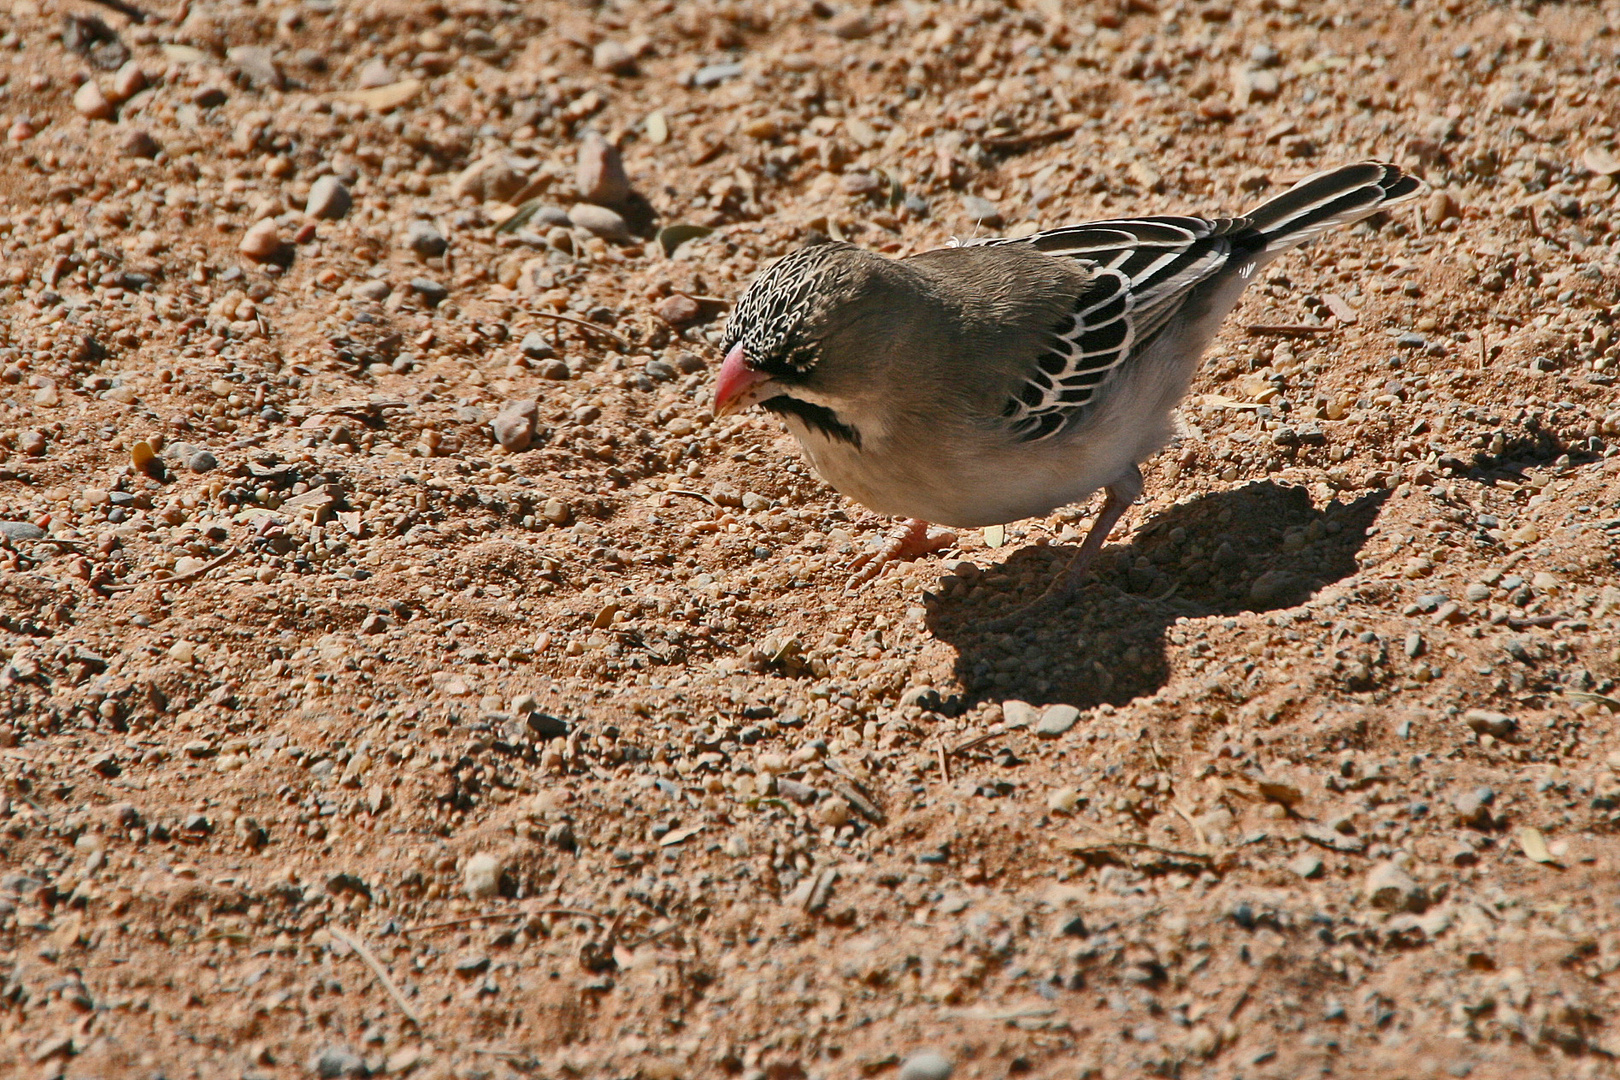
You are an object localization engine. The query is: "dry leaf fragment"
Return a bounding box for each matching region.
[1517,827,1559,866]
[646,110,669,145]
[338,79,423,112]
[1321,293,1358,324]
[1583,146,1620,176]
[658,824,702,847]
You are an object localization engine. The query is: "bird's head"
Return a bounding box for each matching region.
[714,242,912,447]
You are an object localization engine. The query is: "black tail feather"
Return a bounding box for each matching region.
[1245,162,1426,252]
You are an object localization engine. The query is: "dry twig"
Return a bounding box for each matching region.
[103,547,239,594]
[400,906,601,936]
[530,310,629,348]
[327,924,423,1027]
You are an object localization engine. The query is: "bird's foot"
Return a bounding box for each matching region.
[982,468,1142,632]
[846,518,957,590]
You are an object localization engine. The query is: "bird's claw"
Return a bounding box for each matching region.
[846,519,957,591]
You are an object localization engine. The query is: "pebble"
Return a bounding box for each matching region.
[1034,704,1081,738]
[538,360,571,381]
[898,1050,954,1080]
[354,280,390,302]
[110,61,146,102]
[405,220,447,258]
[1463,710,1515,738]
[238,219,281,260]
[1249,569,1300,606]
[531,206,573,228]
[519,333,555,359]
[654,294,700,325]
[1452,786,1495,826]
[577,131,631,204]
[188,450,218,474]
[1290,853,1325,880]
[120,129,160,158]
[357,59,395,88]
[1426,190,1458,224]
[463,852,503,899]
[305,176,352,221]
[1001,700,1038,729]
[1047,787,1080,813]
[1234,67,1280,103]
[1364,861,1428,913]
[829,11,874,39]
[692,62,745,88]
[592,40,637,76]
[0,521,44,542]
[310,1044,366,1079]
[72,79,112,120]
[452,155,526,202]
[408,278,448,306]
[228,45,283,90]
[569,202,631,241]
[492,399,538,452]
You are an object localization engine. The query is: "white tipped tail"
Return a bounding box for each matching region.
[1244,161,1427,253]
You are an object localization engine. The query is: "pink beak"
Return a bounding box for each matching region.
[714,342,771,417]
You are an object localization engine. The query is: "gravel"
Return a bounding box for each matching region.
[1,2,1617,1078]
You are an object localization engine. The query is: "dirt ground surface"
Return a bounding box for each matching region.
[3,0,1620,1077]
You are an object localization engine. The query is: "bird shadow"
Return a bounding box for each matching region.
[923,481,1390,713]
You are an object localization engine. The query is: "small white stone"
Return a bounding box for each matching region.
[1035,704,1081,737]
[898,1050,954,1080]
[1001,700,1037,729]
[1047,787,1080,814]
[464,852,503,900]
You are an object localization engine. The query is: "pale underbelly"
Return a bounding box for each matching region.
[787,420,1125,528]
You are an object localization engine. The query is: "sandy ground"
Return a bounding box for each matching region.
[3,0,1620,1077]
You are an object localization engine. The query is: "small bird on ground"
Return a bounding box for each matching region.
[714,162,1425,622]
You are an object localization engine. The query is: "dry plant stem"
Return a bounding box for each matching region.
[400,907,603,936]
[326,924,423,1028]
[529,310,630,347]
[103,547,239,593]
[1063,838,1214,863]
[950,729,1008,756]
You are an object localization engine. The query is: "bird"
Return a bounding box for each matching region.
[713,162,1425,621]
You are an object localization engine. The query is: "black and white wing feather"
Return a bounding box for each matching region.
[971,216,1256,442]
[975,161,1423,442]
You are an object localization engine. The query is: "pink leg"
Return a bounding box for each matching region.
[984,466,1142,629]
[846,518,958,590]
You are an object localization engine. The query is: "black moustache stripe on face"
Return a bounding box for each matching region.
[760,395,862,448]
